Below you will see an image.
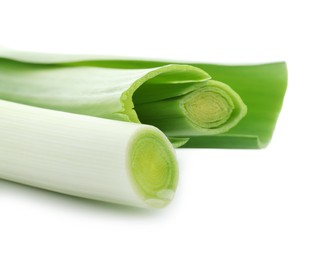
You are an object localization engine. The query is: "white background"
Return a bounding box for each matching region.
[0,0,335,259]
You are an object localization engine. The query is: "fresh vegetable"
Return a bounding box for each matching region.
[0,47,287,148]
[0,49,246,148]
[0,99,178,208]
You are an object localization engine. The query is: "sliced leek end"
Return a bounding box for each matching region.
[129,129,178,208]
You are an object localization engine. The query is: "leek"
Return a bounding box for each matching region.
[0,99,178,208]
[0,47,287,148]
[0,49,246,148]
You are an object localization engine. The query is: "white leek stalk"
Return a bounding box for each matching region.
[0,100,178,208]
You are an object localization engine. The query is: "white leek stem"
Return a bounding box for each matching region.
[0,100,178,208]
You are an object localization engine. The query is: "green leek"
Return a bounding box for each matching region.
[0,47,287,148]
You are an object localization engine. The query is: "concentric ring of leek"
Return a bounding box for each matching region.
[128,128,178,208]
[181,80,247,134]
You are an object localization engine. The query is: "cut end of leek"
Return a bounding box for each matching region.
[135,80,247,136]
[183,90,233,129]
[181,80,247,135]
[129,129,178,208]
